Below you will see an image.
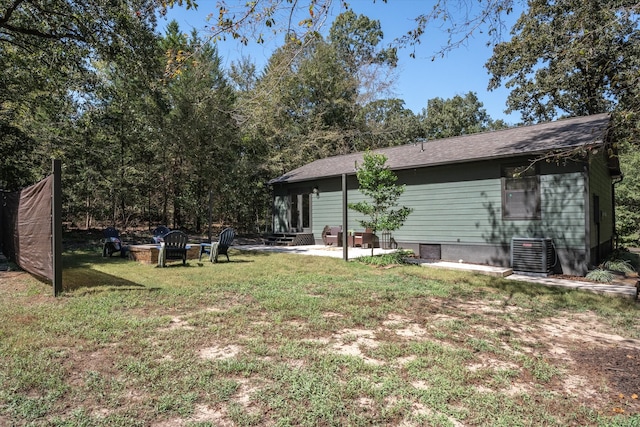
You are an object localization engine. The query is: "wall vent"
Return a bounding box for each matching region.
[419,244,441,260]
[511,238,554,275]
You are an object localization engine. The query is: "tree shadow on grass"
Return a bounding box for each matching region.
[62,251,156,293]
[62,268,153,293]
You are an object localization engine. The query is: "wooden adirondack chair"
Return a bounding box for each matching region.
[158,230,188,267]
[199,228,235,263]
[102,226,125,257]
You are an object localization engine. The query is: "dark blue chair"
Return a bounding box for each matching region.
[152,225,170,243]
[158,230,188,267]
[102,227,125,257]
[199,228,235,262]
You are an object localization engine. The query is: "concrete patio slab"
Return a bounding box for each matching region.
[408,259,513,277]
[507,274,638,299]
[235,244,397,259]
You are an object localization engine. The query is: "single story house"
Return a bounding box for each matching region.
[268,113,622,276]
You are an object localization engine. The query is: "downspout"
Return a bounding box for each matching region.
[342,173,348,261]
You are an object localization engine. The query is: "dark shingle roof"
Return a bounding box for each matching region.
[270,113,610,184]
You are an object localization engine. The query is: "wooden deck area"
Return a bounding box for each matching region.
[264,232,315,246]
[127,244,200,264]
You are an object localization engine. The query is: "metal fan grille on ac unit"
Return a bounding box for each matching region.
[511,238,553,275]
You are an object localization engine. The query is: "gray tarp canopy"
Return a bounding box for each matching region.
[1,175,53,281]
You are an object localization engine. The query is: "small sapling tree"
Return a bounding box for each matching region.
[349,151,413,255]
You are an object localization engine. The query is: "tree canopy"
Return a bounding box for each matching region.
[420,92,508,139]
[486,0,640,124]
[167,0,519,59]
[11,0,632,237]
[0,0,162,191]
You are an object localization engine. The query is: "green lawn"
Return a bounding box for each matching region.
[0,246,638,426]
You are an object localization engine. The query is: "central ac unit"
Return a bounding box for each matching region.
[511,237,554,275]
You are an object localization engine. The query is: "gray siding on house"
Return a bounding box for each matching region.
[539,172,587,249]
[312,188,343,236]
[307,161,588,249]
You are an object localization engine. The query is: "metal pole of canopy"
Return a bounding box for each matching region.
[52,159,62,297]
[342,173,348,261]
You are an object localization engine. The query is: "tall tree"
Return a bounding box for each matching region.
[0,0,164,200]
[160,22,239,231]
[246,35,360,174]
[328,10,398,104]
[68,48,165,227]
[228,56,279,233]
[485,0,640,124]
[615,142,640,244]
[420,92,508,139]
[244,11,403,177]
[357,99,423,149]
[484,0,640,242]
[62,3,164,228]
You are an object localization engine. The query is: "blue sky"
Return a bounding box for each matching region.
[160,1,521,124]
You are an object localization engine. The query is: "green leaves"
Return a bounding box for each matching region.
[486,0,640,123]
[420,92,507,139]
[348,152,413,250]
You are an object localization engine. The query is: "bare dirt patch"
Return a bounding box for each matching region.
[325,306,640,415]
[331,328,383,365]
[199,344,242,360]
[571,347,640,411]
[160,316,196,331]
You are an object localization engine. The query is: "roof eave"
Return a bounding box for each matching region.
[270,147,596,184]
